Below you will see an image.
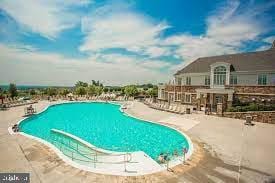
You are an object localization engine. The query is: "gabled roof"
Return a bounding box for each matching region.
[175,47,275,75]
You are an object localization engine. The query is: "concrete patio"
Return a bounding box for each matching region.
[0,100,274,182]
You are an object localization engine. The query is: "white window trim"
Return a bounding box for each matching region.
[210,62,231,88]
[185,93,192,103]
[175,77,182,86]
[175,92,182,101]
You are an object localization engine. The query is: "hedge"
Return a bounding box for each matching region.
[227,103,275,112]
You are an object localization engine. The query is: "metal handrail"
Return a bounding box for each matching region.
[51,129,132,156]
[48,129,134,169]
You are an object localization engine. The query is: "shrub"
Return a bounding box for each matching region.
[226,103,275,112]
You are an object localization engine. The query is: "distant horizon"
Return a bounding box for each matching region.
[0,82,160,89]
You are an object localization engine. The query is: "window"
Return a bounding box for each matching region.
[176,93,182,101]
[160,89,165,99]
[230,75,237,85]
[168,93,174,101]
[186,77,191,85]
[176,78,182,85]
[205,76,210,85]
[185,94,191,103]
[181,94,185,101]
[258,74,267,85]
[272,74,275,85]
[214,66,226,85]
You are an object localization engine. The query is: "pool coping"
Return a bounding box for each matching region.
[9,100,194,176]
[118,102,194,168]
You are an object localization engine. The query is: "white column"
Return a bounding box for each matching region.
[210,67,214,88]
[228,93,233,101]
[226,65,230,85]
[196,92,200,99]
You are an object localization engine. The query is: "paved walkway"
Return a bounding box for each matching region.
[0,100,274,182]
[126,101,275,182]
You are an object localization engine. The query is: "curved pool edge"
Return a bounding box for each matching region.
[9,100,194,176]
[119,102,194,168]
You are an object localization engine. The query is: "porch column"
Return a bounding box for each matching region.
[217,103,224,116]
[196,92,201,110]
[209,93,214,111]
[227,93,233,108]
[158,88,161,99]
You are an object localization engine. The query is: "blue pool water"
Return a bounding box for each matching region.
[19,102,189,160]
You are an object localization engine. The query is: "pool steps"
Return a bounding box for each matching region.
[50,128,133,164]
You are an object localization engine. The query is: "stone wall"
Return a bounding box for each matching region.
[235,94,275,104]
[226,85,275,94]
[165,85,209,93]
[165,85,275,94]
[227,85,275,104]
[223,111,275,124]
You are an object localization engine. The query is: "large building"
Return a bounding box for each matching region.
[158,41,275,112]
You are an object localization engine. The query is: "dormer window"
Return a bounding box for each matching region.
[213,66,226,85]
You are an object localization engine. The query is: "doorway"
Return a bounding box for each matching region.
[212,94,224,112]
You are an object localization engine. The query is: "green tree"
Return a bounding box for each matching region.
[147,87,158,97]
[9,83,18,98]
[91,80,103,87]
[60,89,70,96]
[46,88,57,96]
[75,86,87,96]
[29,89,36,95]
[95,86,103,96]
[75,81,88,88]
[87,85,96,96]
[92,80,97,86]
[103,87,108,93]
[124,85,138,97]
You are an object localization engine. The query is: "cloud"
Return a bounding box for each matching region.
[0,0,274,86]
[256,36,275,51]
[80,0,275,70]
[262,36,275,44]
[79,2,171,58]
[0,44,171,86]
[206,0,270,46]
[163,0,275,68]
[0,0,90,39]
[144,46,172,58]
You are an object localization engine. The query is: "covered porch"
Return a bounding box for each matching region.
[196,88,234,113]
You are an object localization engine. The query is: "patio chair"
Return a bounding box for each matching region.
[177,105,185,114]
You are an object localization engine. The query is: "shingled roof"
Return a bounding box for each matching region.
[175,46,275,75]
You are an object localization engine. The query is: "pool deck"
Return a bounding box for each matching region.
[0,100,275,182]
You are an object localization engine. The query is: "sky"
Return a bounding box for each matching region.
[0,0,274,86]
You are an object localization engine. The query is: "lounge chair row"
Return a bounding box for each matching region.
[1,100,37,109]
[144,100,185,115]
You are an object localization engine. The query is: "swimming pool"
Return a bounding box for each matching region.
[19,102,190,161]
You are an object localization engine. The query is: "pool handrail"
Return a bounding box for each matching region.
[50,128,133,166]
[50,139,133,164]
